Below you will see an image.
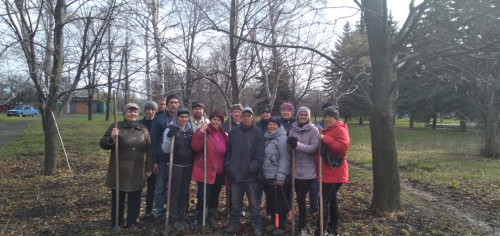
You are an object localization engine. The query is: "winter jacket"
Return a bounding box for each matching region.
[262,126,290,181]
[139,117,154,131]
[315,119,325,129]
[191,124,228,184]
[161,122,195,166]
[288,120,319,180]
[151,112,175,163]
[256,118,270,133]
[318,121,350,184]
[222,118,240,133]
[224,124,265,182]
[100,120,154,192]
[280,117,296,136]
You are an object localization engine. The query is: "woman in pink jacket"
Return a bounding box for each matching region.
[315,106,350,236]
[190,110,228,229]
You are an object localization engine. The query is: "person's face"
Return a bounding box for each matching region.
[298,111,309,124]
[177,114,189,126]
[323,115,338,127]
[192,107,204,118]
[261,112,271,120]
[210,117,222,129]
[157,99,166,112]
[241,112,254,127]
[281,109,292,120]
[145,108,156,120]
[268,122,278,133]
[167,99,179,113]
[124,108,139,122]
[232,110,242,121]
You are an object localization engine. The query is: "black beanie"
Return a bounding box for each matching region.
[166,94,179,104]
[323,106,339,120]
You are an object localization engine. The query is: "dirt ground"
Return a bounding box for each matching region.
[0,121,498,235]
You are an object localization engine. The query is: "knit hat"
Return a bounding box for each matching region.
[143,101,158,111]
[123,103,140,114]
[242,106,254,115]
[231,103,243,112]
[321,102,334,110]
[323,106,339,120]
[296,106,311,117]
[209,110,224,123]
[191,101,204,109]
[166,94,179,104]
[268,116,281,127]
[176,106,189,117]
[261,104,271,113]
[280,102,295,114]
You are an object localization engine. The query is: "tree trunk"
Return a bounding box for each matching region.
[359,117,363,125]
[409,114,414,128]
[482,85,498,157]
[432,113,437,130]
[364,0,401,212]
[229,0,239,104]
[459,119,467,132]
[152,0,164,96]
[41,106,59,175]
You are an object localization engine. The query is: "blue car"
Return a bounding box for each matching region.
[7,105,40,117]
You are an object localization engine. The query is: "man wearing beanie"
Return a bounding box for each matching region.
[279,102,296,135]
[150,94,180,223]
[139,101,158,221]
[256,104,272,133]
[190,101,209,132]
[223,103,243,132]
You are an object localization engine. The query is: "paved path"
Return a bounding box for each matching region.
[0,120,35,146]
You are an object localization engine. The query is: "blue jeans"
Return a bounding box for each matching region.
[229,180,262,230]
[154,161,168,217]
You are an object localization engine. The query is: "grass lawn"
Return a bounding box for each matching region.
[0,114,498,235]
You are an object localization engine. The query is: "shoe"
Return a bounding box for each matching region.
[154,215,165,224]
[173,220,187,231]
[122,222,139,229]
[225,224,239,233]
[207,208,218,229]
[191,210,203,228]
[254,228,263,236]
[272,228,285,235]
[265,224,276,232]
[140,213,155,222]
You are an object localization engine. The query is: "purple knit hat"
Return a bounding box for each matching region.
[280,102,295,114]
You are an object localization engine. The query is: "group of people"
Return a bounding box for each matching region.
[100,94,350,236]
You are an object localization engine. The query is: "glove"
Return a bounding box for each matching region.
[287,136,298,148]
[167,125,180,137]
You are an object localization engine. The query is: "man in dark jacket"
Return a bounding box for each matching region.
[255,104,271,133]
[139,101,158,221]
[222,103,243,132]
[224,107,265,236]
[150,94,179,222]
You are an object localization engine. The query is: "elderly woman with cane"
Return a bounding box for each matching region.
[100,103,153,229]
[314,106,350,236]
[190,110,228,229]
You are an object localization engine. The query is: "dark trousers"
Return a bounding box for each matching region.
[110,189,142,227]
[318,183,343,232]
[145,173,156,215]
[295,179,314,228]
[309,178,319,211]
[228,180,262,229]
[196,173,225,210]
[263,180,290,229]
[169,165,192,223]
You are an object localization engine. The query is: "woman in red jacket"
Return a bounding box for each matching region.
[190,110,228,229]
[315,106,350,236]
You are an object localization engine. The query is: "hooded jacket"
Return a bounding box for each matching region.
[191,124,228,184]
[262,126,290,181]
[288,120,319,180]
[318,121,350,184]
[100,120,153,191]
[224,124,265,182]
[161,122,195,166]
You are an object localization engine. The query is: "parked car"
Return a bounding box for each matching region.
[7,105,40,117]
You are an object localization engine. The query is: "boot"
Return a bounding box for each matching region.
[207,208,218,229]
[191,210,204,228]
